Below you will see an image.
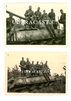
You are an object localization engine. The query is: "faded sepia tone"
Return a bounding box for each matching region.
[5,52,68,94]
[5,3,68,46]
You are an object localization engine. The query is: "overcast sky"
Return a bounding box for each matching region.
[5,52,67,75]
[5,3,67,21]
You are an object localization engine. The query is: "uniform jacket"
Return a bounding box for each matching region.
[48,12,55,20]
[24,9,34,17]
[59,13,66,24]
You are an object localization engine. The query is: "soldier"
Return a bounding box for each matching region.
[26,58,31,70]
[35,7,41,21]
[48,9,55,20]
[24,6,34,18]
[6,13,15,41]
[20,57,26,76]
[31,61,35,76]
[43,61,50,85]
[58,9,66,34]
[35,61,40,76]
[34,7,42,28]
[44,61,50,74]
[39,62,44,75]
[42,10,48,20]
[41,10,51,27]
[24,6,34,28]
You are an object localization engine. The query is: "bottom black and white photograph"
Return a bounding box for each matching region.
[5,52,67,94]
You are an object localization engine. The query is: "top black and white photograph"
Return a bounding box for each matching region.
[5,3,67,45]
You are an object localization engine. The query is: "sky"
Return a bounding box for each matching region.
[5,3,67,22]
[5,52,68,75]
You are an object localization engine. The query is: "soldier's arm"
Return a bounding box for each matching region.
[12,18,15,24]
[53,13,55,20]
[34,11,37,16]
[6,18,8,27]
[32,11,34,16]
[59,15,65,24]
[20,61,22,65]
[48,13,50,18]
[24,10,28,17]
[39,12,42,19]
[59,15,62,23]
[64,13,66,22]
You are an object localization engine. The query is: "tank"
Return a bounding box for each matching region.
[6,10,65,45]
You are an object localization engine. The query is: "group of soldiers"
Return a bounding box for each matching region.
[6,6,66,41]
[24,6,66,31]
[19,57,50,76]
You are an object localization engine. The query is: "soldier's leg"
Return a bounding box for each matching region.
[63,23,66,35]
[49,24,56,37]
[14,31,17,41]
[21,70,23,76]
[9,34,12,41]
[45,24,54,37]
[23,69,26,76]
[10,33,14,41]
[13,33,14,41]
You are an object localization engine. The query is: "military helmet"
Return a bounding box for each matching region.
[22,57,24,59]
[51,9,54,11]
[9,13,13,17]
[60,9,63,12]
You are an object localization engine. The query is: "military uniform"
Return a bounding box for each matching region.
[26,61,30,70]
[6,17,15,41]
[31,63,35,76]
[35,63,40,76]
[42,13,48,20]
[25,9,34,18]
[48,12,55,20]
[24,9,34,22]
[35,11,41,20]
[44,63,50,73]
[24,9,34,28]
[42,63,50,84]
[59,13,66,34]
[20,60,26,76]
[6,17,15,28]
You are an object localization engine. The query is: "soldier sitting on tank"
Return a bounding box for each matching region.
[44,61,50,74]
[35,7,41,21]
[42,10,48,20]
[24,6,34,28]
[19,57,26,76]
[48,9,59,29]
[42,61,50,85]
[34,7,42,28]
[6,13,16,41]
[58,9,66,35]
[48,9,55,21]
[31,61,35,76]
[39,62,44,75]
[35,61,40,76]
[25,58,31,75]
[41,10,50,25]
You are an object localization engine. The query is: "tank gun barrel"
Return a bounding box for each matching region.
[6,10,26,20]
